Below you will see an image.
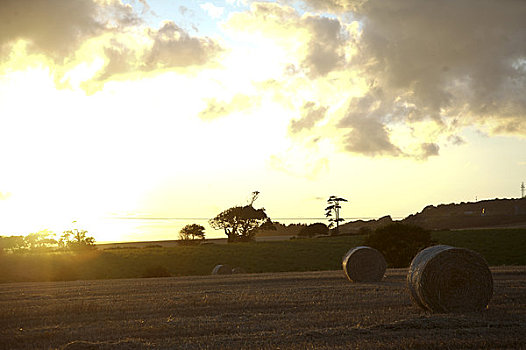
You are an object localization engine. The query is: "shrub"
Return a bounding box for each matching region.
[298,223,329,238]
[179,224,206,242]
[364,223,434,267]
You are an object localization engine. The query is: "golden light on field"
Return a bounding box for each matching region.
[1,0,525,242]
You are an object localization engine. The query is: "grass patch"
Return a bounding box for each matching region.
[432,228,526,265]
[1,229,524,283]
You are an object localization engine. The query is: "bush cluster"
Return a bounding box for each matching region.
[364,223,435,267]
[298,223,329,238]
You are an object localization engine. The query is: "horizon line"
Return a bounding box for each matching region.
[106,216,404,221]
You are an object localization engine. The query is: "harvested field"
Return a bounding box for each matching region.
[0,266,524,349]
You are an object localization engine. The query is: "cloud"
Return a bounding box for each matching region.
[340,113,402,157]
[447,135,466,146]
[225,2,411,158]
[199,94,259,120]
[79,21,224,92]
[418,143,440,160]
[135,0,151,15]
[226,2,349,77]
[289,102,328,133]
[255,0,526,159]
[145,21,223,69]
[290,0,357,13]
[0,1,224,92]
[302,15,346,77]
[0,0,140,59]
[4,0,524,162]
[200,3,225,19]
[305,0,526,135]
[83,21,224,91]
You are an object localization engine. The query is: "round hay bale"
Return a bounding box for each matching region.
[231,267,247,274]
[211,264,232,275]
[342,246,387,282]
[407,245,493,313]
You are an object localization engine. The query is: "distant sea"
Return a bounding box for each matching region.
[88,217,382,243]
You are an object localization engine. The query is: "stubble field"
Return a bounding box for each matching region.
[0,266,525,349]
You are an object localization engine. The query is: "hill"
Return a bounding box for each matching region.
[333,198,526,233]
[402,197,526,230]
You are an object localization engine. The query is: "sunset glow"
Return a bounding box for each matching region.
[1,0,525,242]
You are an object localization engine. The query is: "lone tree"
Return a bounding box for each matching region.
[209,191,275,242]
[60,229,95,250]
[325,195,348,235]
[179,224,205,242]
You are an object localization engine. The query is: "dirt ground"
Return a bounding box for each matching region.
[0,266,524,349]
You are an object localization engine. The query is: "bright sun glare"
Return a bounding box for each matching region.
[1,0,525,242]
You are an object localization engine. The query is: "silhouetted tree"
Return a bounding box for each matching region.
[209,191,274,242]
[325,195,348,235]
[364,223,434,267]
[60,229,95,250]
[179,224,205,242]
[25,230,57,250]
[210,205,273,242]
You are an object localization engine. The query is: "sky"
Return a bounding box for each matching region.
[0,0,525,242]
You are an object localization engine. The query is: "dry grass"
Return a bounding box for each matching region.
[0,267,524,349]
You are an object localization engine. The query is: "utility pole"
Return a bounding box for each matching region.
[521,182,525,198]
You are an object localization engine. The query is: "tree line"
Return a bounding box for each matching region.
[0,228,95,253]
[2,192,351,249]
[182,192,348,243]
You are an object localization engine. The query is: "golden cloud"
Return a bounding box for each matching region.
[199,94,260,120]
[0,0,224,93]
